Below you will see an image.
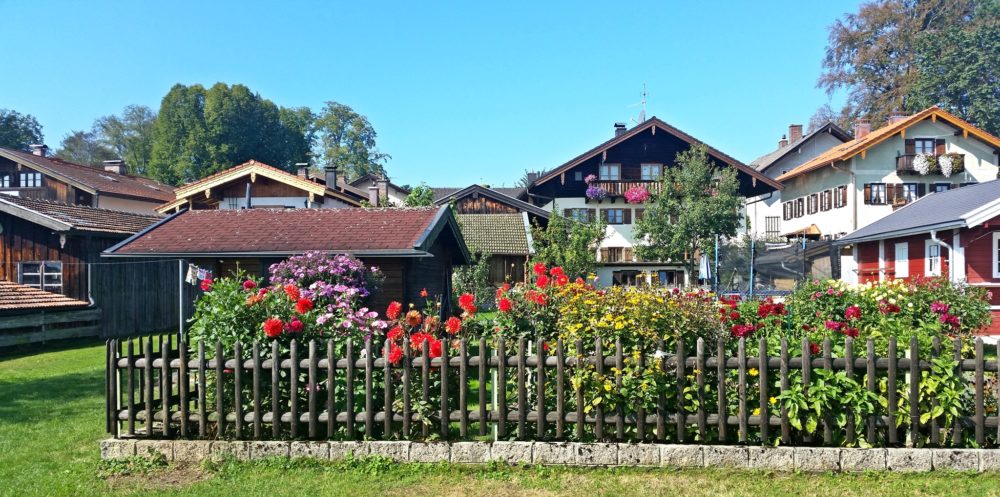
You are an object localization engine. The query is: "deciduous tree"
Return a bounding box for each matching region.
[314,101,389,181]
[0,109,43,151]
[530,208,606,279]
[403,183,435,207]
[93,105,157,175]
[54,130,116,166]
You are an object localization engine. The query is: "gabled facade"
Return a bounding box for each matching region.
[157,160,363,213]
[350,173,410,206]
[837,180,1000,334]
[0,145,174,214]
[747,122,852,241]
[528,118,781,287]
[775,107,1000,283]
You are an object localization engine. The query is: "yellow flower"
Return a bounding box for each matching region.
[748,368,759,377]
[769,396,777,405]
[752,408,761,417]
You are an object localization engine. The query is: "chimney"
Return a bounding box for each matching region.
[854,118,871,139]
[103,159,125,175]
[368,186,379,207]
[526,172,538,184]
[295,162,310,179]
[324,166,338,189]
[788,124,803,143]
[613,122,627,137]
[778,134,788,149]
[29,144,48,157]
[376,174,389,199]
[888,112,908,125]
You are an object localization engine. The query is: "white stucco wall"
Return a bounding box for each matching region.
[95,195,165,214]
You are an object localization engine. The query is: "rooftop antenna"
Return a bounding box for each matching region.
[628,84,648,125]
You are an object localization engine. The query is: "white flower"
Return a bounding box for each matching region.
[913,153,932,175]
[653,350,667,359]
[939,154,954,177]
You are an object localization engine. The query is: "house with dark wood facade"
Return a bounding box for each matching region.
[837,180,1000,334]
[527,118,781,287]
[103,207,470,313]
[0,145,174,213]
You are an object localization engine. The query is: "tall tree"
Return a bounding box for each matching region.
[530,208,606,279]
[54,130,117,166]
[149,83,209,184]
[93,105,157,175]
[817,0,979,127]
[634,144,743,281]
[910,0,1000,135]
[0,109,43,151]
[403,183,435,207]
[807,104,852,133]
[314,101,389,180]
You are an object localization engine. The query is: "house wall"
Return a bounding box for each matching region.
[0,214,97,300]
[856,233,953,285]
[0,157,88,205]
[96,195,165,214]
[453,196,522,214]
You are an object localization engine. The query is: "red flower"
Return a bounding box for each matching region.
[410,332,432,351]
[284,284,300,301]
[386,301,403,320]
[729,311,741,321]
[842,327,860,338]
[825,320,843,331]
[405,310,423,328]
[532,262,547,276]
[428,338,443,359]
[285,318,304,333]
[878,300,901,315]
[498,297,513,313]
[536,274,550,287]
[810,342,821,355]
[555,274,569,286]
[200,278,213,292]
[458,293,476,314]
[263,318,283,338]
[386,343,403,365]
[550,266,565,277]
[844,305,862,320]
[495,283,511,299]
[295,298,314,314]
[575,277,585,285]
[420,288,429,298]
[242,279,257,291]
[445,316,462,334]
[387,326,404,341]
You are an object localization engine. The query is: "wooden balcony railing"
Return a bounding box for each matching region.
[896,154,965,175]
[591,180,662,197]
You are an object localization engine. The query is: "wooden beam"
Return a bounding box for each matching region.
[251,171,257,183]
[900,129,906,139]
[861,150,867,160]
[204,188,211,198]
[932,114,937,123]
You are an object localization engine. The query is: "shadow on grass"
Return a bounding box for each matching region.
[0,366,105,425]
[0,337,107,362]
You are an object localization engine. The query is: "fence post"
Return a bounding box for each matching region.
[575,340,585,441]
[822,338,832,445]
[636,343,646,441]
[759,337,769,444]
[234,342,243,439]
[975,338,985,446]
[615,339,624,440]
[252,341,261,439]
[479,337,488,438]
[215,340,225,437]
[887,337,898,445]
[696,338,706,440]
[738,338,747,443]
[162,338,171,437]
[952,337,962,445]
[403,338,412,438]
[779,338,790,445]
[384,338,394,438]
[328,339,336,438]
[497,337,507,439]
[676,337,686,442]
[271,340,280,439]
[364,338,374,438]
[460,339,469,439]
[908,336,919,447]
[144,339,153,437]
[930,337,941,445]
[127,339,136,437]
[717,338,727,442]
[865,339,876,442]
[516,338,526,439]
[844,337,855,446]
[440,336,450,439]
[346,339,356,439]
[536,339,546,440]
[594,338,604,440]
[309,340,319,439]
[800,337,811,444]
[290,339,299,438]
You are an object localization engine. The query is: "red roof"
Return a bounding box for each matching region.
[107,207,460,256]
[0,281,89,311]
[0,147,175,202]
[0,195,162,234]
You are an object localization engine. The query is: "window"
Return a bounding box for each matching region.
[782,202,793,221]
[0,174,10,188]
[765,216,780,239]
[574,171,583,181]
[564,208,592,223]
[634,208,645,221]
[900,183,919,203]
[603,247,624,262]
[913,138,936,155]
[18,261,63,293]
[894,243,909,278]
[932,183,951,193]
[19,172,42,188]
[807,194,818,214]
[925,240,941,276]
[866,183,887,205]
[820,190,832,211]
[612,270,640,286]
[602,208,626,224]
[795,198,804,218]
[599,164,620,181]
[834,185,848,208]
[640,164,662,181]
[993,233,1000,279]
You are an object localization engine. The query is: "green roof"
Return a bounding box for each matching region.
[456,213,532,256]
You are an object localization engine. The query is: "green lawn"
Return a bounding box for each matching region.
[4,340,1000,496]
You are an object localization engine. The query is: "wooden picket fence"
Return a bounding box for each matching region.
[106,334,1000,447]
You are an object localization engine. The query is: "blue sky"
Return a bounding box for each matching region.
[1,0,859,187]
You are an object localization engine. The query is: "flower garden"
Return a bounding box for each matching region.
[144,252,999,448]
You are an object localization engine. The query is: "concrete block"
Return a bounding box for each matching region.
[451,442,491,463]
[210,441,250,460]
[329,442,368,460]
[533,442,575,465]
[840,449,886,472]
[135,440,173,461]
[749,447,795,471]
[290,441,330,459]
[932,449,979,472]
[366,441,410,462]
[659,444,703,468]
[409,443,450,463]
[887,448,932,472]
[979,450,1000,472]
[250,441,290,459]
[617,444,660,466]
[172,441,212,462]
[575,443,618,466]
[702,445,748,468]
[793,447,840,472]
[491,442,533,464]
[100,439,135,460]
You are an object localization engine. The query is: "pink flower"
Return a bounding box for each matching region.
[200,278,213,292]
[242,279,257,291]
[930,301,950,315]
[825,320,843,331]
[285,318,304,333]
[844,305,862,320]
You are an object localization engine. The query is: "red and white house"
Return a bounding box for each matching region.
[837,180,1000,334]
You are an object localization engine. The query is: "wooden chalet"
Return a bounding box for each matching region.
[0,145,174,214]
[157,160,365,213]
[104,207,471,313]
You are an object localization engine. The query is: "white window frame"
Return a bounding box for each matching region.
[894,242,909,278]
[640,163,662,181]
[17,260,64,293]
[992,232,1000,279]
[925,240,941,277]
[20,172,42,188]
[599,164,621,181]
[604,208,624,224]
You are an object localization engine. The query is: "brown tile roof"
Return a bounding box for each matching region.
[776,107,1000,182]
[750,122,853,172]
[457,213,532,255]
[0,147,175,202]
[0,280,89,311]
[0,195,162,234]
[108,207,461,256]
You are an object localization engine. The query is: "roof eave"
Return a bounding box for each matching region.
[102,249,433,259]
[835,220,966,246]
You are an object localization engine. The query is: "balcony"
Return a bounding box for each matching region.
[590,180,662,197]
[896,153,965,175]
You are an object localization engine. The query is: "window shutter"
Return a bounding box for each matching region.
[904,139,915,155]
[887,184,898,203]
[563,208,571,218]
[864,184,872,204]
[917,183,926,197]
[600,248,609,261]
[624,209,632,224]
[935,139,946,155]
[783,203,791,220]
